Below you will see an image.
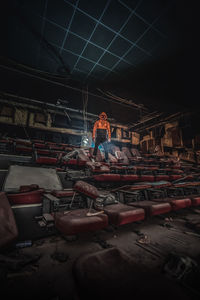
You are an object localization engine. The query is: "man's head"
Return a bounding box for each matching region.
[99,112,107,120]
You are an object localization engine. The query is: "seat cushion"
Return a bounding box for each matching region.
[169,175,183,181]
[54,209,108,235]
[191,196,200,206]
[73,181,99,199]
[51,190,74,198]
[121,175,139,181]
[103,203,145,225]
[155,175,169,181]
[19,184,40,193]
[16,146,32,153]
[169,198,192,210]
[139,175,155,182]
[0,192,18,248]
[93,174,121,182]
[129,201,171,217]
[36,157,58,164]
[7,189,44,205]
[153,197,191,210]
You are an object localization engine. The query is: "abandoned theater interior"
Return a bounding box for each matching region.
[0,0,199,299]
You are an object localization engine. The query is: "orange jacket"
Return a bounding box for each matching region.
[93,112,111,140]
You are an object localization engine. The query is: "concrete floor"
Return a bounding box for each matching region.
[2,208,200,300]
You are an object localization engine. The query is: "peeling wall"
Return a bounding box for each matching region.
[0,100,135,146]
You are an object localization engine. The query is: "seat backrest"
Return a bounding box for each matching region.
[73,181,100,199]
[131,148,141,157]
[122,147,132,158]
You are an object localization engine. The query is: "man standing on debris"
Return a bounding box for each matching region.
[92,112,111,162]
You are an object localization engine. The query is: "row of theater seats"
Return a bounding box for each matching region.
[0,138,181,169]
[0,138,74,155]
[2,177,200,245]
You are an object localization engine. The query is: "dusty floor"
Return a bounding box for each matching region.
[1,207,200,300]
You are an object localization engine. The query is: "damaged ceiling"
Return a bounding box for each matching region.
[1,0,197,127]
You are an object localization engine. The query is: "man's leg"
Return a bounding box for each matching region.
[102,141,109,161]
[93,137,101,157]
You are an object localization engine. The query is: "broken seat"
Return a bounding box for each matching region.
[54,209,108,235]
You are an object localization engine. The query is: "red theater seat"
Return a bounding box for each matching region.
[86,162,110,173]
[52,190,74,198]
[49,145,64,150]
[169,198,192,210]
[19,184,39,193]
[121,175,139,181]
[128,201,171,217]
[36,149,52,155]
[108,153,118,163]
[7,189,44,205]
[0,192,18,248]
[103,203,145,225]
[62,159,78,165]
[139,175,155,182]
[54,209,108,235]
[16,140,32,146]
[34,143,47,149]
[190,196,200,206]
[36,157,58,164]
[15,145,32,153]
[93,174,121,182]
[74,181,100,199]
[153,197,191,210]
[128,184,152,190]
[169,175,183,181]
[155,175,169,181]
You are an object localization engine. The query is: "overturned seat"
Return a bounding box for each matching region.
[73,247,189,300]
[0,192,18,248]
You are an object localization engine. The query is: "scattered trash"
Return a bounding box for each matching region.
[0,253,41,272]
[43,213,54,223]
[160,223,173,229]
[34,215,43,221]
[63,235,77,242]
[7,270,33,279]
[38,220,46,227]
[193,209,200,214]
[34,239,45,246]
[49,236,61,243]
[104,225,115,233]
[137,234,151,244]
[135,242,163,258]
[86,210,104,217]
[165,217,173,222]
[162,253,198,281]
[15,240,32,248]
[185,220,200,234]
[92,235,113,249]
[51,252,69,263]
